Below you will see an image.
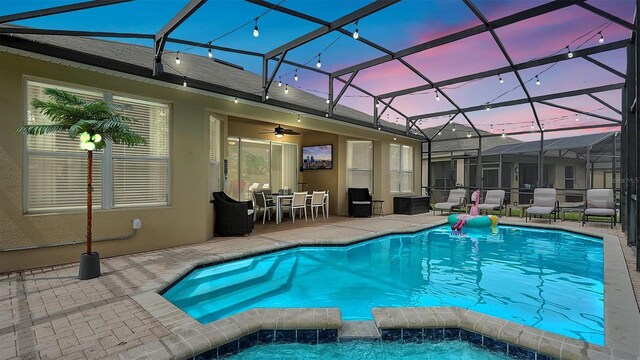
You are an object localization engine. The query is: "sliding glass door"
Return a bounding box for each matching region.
[224,138,298,201]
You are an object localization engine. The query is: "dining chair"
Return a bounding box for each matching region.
[253,191,276,224]
[308,191,326,220]
[289,192,308,223]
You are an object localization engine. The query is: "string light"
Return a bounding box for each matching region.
[353,20,359,39]
[393,136,396,141]
[438,131,442,136]
[175,52,180,65]
[566,46,573,58]
[378,126,381,130]
[182,77,187,87]
[598,32,604,43]
[541,123,545,131]
[234,97,238,103]
[326,97,330,104]
[575,114,579,121]
[499,74,504,84]
[452,124,456,132]
[486,103,491,111]
[253,17,259,37]
[490,124,494,132]
[531,121,534,129]
[285,84,289,94]
[265,93,269,100]
[207,42,213,59]
[502,129,506,137]
[297,114,301,122]
[376,100,379,108]
[294,70,298,81]
[435,91,440,101]
[535,76,541,86]
[278,78,282,87]
[467,131,471,138]
[326,112,329,118]
[316,53,322,68]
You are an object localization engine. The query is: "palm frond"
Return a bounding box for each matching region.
[43,88,85,106]
[68,120,99,138]
[16,124,69,136]
[112,132,147,147]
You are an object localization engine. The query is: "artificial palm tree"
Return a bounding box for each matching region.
[17,88,146,279]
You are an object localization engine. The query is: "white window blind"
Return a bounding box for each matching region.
[390,144,413,193]
[347,141,373,191]
[209,115,221,197]
[24,80,170,212]
[25,81,104,212]
[111,96,169,207]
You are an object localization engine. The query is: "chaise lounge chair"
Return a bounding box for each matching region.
[434,188,467,215]
[582,189,616,229]
[525,188,558,224]
[477,190,505,217]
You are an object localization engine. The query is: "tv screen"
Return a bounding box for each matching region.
[302,144,333,170]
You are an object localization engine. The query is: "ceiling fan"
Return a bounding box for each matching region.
[260,125,300,138]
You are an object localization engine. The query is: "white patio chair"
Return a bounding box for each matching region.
[434,188,467,215]
[582,189,615,228]
[308,191,326,220]
[289,192,308,223]
[253,191,275,224]
[477,190,505,218]
[526,188,558,223]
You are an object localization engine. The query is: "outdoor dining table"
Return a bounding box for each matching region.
[268,192,329,224]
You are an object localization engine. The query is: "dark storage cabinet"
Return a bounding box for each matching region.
[393,196,430,215]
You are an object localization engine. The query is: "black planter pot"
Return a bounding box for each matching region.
[79,252,101,280]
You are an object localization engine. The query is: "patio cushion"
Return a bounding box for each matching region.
[527,206,554,215]
[478,203,500,210]
[434,202,459,210]
[587,189,614,209]
[352,201,371,205]
[584,208,615,216]
[483,190,504,205]
[532,188,556,207]
[447,189,466,203]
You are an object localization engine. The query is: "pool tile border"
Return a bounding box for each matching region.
[119,219,640,360]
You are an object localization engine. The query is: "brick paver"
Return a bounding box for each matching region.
[0,214,637,359]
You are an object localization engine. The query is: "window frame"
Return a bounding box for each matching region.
[23,78,171,213]
[390,143,414,193]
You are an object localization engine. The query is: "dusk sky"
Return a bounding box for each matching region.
[2,0,633,140]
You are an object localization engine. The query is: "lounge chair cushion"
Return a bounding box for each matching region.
[478,203,500,210]
[532,188,556,207]
[527,206,555,215]
[587,189,614,209]
[584,208,615,216]
[434,202,459,210]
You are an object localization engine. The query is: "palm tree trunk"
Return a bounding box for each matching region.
[87,150,92,254]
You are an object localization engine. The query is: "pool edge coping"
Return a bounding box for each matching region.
[121,220,639,360]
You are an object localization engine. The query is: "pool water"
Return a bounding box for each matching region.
[163,225,604,344]
[227,340,512,360]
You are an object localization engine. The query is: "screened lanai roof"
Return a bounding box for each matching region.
[0,0,636,141]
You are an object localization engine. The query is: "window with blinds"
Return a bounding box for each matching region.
[209,115,221,197]
[24,80,170,213]
[347,140,373,191]
[390,144,413,193]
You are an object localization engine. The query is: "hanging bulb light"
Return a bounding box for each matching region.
[253,17,259,37]
[234,97,238,104]
[486,103,491,111]
[598,32,604,44]
[278,78,282,87]
[531,121,534,129]
[265,93,269,100]
[541,123,545,131]
[499,74,504,84]
[285,84,289,94]
[182,77,187,87]
[438,131,441,136]
[294,70,298,81]
[208,42,213,59]
[467,131,471,138]
[502,129,506,137]
[297,114,301,123]
[535,76,541,86]
[326,97,330,104]
[353,20,359,39]
[316,53,322,68]
[452,124,456,132]
[376,100,379,108]
[435,91,440,102]
[326,112,329,118]
[575,114,579,121]
[175,52,180,65]
[490,124,494,132]
[377,126,381,130]
[566,46,573,58]
[393,136,396,141]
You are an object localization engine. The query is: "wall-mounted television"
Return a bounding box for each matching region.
[302,144,333,170]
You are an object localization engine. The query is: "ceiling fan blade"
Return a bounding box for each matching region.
[282,130,300,135]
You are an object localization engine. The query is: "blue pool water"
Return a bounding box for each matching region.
[163,225,604,344]
[229,340,511,360]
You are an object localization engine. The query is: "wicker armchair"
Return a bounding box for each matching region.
[348,188,372,217]
[212,192,254,236]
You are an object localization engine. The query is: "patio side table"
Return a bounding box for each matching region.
[372,200,385,216]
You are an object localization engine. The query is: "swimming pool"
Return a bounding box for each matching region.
[163,225,604,344]
[228,340,511,360]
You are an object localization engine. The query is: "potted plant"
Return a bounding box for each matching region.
[17,88,146,280]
